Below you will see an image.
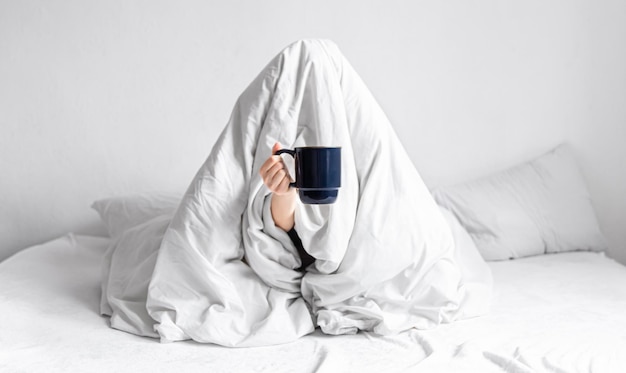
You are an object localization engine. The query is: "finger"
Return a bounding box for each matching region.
[267,160,285,177]
[272,142,281,155]
[262,162,284,189]
[259,156,276,174]
[268,169,287,191]
[275,174,292,194]
[262,160,285,185]
[259,155,280,175]
[270,169,287,190]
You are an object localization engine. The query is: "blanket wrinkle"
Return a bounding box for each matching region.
[100,39,492,347]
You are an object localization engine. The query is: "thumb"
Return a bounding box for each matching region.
[272,142,281,155]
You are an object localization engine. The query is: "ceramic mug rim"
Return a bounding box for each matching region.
[293,146,341,150]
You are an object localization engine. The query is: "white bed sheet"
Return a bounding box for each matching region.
[1,235,625,372]
[0,235,429,373]
[417,252,626,372]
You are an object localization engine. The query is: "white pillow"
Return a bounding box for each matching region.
[432,144,607,260]
[92,193,181,238]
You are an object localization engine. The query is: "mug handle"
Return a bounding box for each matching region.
[274,149,296,188]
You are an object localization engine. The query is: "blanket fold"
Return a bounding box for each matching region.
[101,39,490,347]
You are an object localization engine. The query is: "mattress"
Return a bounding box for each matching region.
[1,234,625,372]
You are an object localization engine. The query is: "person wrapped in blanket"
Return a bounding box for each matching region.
[259,142,315,272]
[101,40,493,347]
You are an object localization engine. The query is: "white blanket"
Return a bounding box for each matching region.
[101,39,490,347]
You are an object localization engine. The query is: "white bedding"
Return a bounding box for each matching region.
[2,234,626,372]
[101,39,489,346]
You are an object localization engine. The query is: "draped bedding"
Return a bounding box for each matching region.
[99,39,491,347]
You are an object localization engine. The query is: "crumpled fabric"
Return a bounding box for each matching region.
[101,39,491,347]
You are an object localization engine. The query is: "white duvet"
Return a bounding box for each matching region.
[101,39,491,347]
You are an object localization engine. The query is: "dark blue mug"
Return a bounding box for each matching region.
[275,146,341,204]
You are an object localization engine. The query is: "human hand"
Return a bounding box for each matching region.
[259,142,294,196]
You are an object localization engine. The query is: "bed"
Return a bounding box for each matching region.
[2,233,625,372]
[2,147,623,373]
[2,148,624,371]
[3,40,624,372]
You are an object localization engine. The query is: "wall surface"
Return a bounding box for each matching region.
[1,0,625,263]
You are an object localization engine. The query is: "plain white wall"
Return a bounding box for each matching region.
[1,0,625,263]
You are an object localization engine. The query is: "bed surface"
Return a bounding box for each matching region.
[1,235,625,372]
